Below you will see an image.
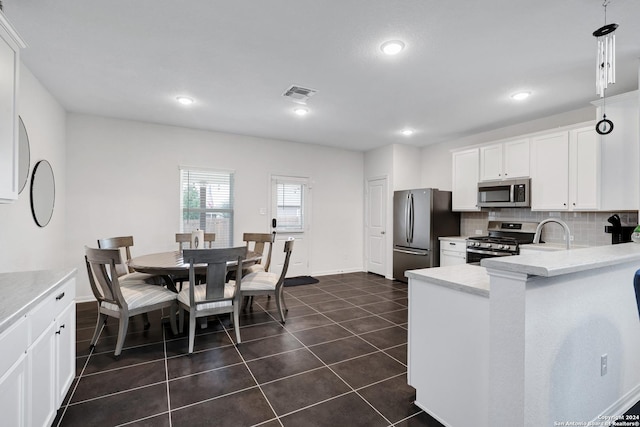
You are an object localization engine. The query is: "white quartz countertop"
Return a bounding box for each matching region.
[0,268,77,335]
[482,242,640,277]
[405,264,490,297]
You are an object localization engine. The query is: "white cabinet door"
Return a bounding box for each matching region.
[593,91,639,210]
[452,148,480,211]
[569,127,600,210]
[479,139,529,182]
[531,132,569,210]
[440,249,466,266]
[0,15,25,203]
[28,322,56,427]
[0,315,28,427]
[0,355,27,427]
[479,144,502,181]
[55,303,76,407]
[503,139,530,178]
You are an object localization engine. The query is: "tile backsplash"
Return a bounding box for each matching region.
[461,209,639,247]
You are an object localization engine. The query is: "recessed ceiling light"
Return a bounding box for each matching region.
[381,40,405,55]
[401,129,414,136]
[293,107,309,116]
[176,96,194,105]
[511,91,531,101]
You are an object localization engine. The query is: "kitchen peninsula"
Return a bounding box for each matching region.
[406,244,640,427]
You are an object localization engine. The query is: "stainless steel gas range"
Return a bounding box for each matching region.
[466,221,539,265]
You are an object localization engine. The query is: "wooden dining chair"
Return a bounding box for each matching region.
[97,235,163,285]
[179,246,247,353]
[84,246,178,357]
[241,239,294,323]
[242,232,275,274]
[175,232,216,249]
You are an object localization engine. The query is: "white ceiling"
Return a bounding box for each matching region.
[5,0,640,152]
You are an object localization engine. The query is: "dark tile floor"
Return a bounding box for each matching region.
[54,272,445,427]
[55,271,640,426]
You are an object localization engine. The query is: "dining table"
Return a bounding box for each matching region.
[128,249,261,292]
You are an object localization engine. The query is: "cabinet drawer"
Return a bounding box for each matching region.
[28,279,76,345]
[441,240,466,253]
[0,315,28,377]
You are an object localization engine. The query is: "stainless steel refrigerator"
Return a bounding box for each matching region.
[393,188,460,282]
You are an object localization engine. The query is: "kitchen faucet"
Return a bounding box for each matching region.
[533,218,572,249]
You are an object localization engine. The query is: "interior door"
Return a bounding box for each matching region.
[270,175,310,277]
[367,177,387,276]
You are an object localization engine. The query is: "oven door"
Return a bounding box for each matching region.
[466,248,514,265]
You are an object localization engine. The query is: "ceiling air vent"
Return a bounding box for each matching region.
[282,85,318,104]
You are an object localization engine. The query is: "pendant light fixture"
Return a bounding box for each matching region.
[593,0,618,135]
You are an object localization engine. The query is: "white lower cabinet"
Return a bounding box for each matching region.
[0,316,28,427]
[0,276,75,427]
[55,302,76,407]
[440,239,466,266]
[28,322,56,427]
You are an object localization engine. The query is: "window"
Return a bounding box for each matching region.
[272,176,306,232]
[180,168,234,247]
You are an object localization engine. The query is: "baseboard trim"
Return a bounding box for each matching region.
[593,384,640,424]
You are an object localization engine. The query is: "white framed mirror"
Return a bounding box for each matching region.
[30,160,55,227]
[18,116,30,194]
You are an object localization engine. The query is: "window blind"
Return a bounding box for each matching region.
[274,179,304,232]
[179,168,234,247]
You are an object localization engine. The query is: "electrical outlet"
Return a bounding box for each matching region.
[570,235,574,241]
[601,354,608,376]
[475,229,483,235]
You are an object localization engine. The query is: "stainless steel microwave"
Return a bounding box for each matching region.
[477,178,530,208]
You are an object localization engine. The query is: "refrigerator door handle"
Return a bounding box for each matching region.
[393,248,429,256]
[405,193,410,243]
[409,193,415,243]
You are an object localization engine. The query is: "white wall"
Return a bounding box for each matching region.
[65,114,364,300]
[0,64,67,273]
[393,144,421,191]
[363,144,395,279]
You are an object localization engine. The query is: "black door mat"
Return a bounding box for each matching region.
[284,276,319,287]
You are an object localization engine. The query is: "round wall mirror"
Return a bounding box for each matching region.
[30,160,55,227]
[18,116,30,194]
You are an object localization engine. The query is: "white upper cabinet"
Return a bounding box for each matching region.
[569,127,600,210]
[452,148,480,211]
[479,139,529,181]
[530,127,600,211]
[592,91,639,211]
[0,13,25,203]
[531,131,570,210]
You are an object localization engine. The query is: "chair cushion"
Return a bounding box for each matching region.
[120,271,165,286]
[244,264,266,274]
[102,283,177,311]
[178,281,236,310]
[241,271,279,291]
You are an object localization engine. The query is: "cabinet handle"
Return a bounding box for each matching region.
[573,202,576,206]
[449,242,456,245]
[56,292,65,300]
[56,324,65,335]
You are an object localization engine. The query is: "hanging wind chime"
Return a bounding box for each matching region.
[593,0,618,135]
